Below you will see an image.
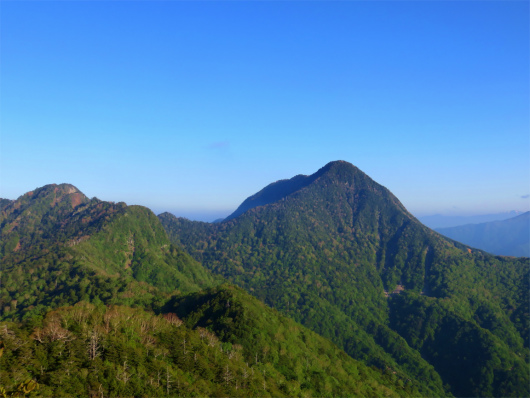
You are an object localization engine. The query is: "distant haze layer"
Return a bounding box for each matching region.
[418,211,525,229]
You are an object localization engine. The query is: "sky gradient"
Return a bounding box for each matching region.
[1,1,529,221]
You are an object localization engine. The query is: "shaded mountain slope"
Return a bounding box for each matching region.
[436,211,530,257]
[168,284,419,397]
[0,198,13,212]
[160,160,530,398]
[224,163,337,221]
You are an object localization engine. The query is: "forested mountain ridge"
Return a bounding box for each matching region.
[436,211,530,257]
[0,183,216,321]
[0,183,414,397]
[160,160,530,398]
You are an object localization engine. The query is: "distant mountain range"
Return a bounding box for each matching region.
[1,161,529,397]
[436,211,530,257]
[418,211,525,229]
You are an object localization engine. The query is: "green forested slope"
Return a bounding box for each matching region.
[0,183,412,397]
[389,292,529,397]
[160,160,530,398]
[0,286,416,398]
[0,184,215,322]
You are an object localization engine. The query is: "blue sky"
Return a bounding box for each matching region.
[1,1,528,221]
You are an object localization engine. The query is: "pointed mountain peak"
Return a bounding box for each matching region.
[224,160,382,221]
[9,183,90,215]
[315,160,366,180]
[57,183,81,194]
[321,159,357,170]
[32,183,82,196]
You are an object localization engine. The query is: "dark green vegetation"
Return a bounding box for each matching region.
[160,161,530,398]
[436,211,530,257]
[0,183,412,397]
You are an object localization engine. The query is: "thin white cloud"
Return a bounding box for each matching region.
[207,141,230,149]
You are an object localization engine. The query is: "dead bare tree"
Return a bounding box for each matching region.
[163,313,183,327]
[223,365,233,386]
[117,360,130,384]
[87,330,101,360]
[166,366,172,395]
[182,337,187,355]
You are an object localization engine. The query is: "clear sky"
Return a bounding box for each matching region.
[1,1,528,221]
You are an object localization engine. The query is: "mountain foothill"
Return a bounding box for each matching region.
[1,161,528,397]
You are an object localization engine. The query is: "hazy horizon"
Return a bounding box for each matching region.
[159,209,529,224]
[4,176,529,222]
[2,179,527,224]
[149,207,529,224]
